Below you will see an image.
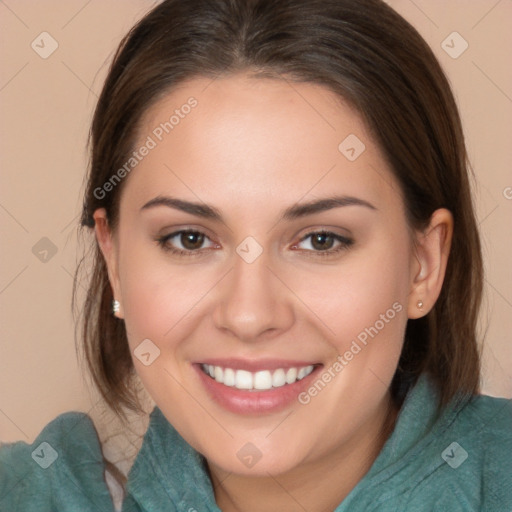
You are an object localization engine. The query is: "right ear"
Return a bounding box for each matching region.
[93,208,124,318]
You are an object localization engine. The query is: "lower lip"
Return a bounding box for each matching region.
[193,364,322,415]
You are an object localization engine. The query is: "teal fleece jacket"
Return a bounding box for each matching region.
[1,373,511,511]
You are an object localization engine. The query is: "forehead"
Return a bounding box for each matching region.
[124,73,400,215]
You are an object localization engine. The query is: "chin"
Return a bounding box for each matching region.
[203,437,309,477]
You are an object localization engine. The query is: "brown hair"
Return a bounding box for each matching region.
[74,0,483,428]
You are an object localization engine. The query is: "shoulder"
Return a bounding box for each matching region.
[411,390,512,511]
[348,375,512,512]
[0,411,114,511]
[446,392,512,470]
[461,392,512,439]
[452,393,512,504]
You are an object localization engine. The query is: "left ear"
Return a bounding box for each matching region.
[407,208,454,319]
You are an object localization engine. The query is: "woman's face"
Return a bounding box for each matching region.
[95,73,429,476]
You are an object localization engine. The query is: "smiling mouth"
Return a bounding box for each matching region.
[200,363,318,391]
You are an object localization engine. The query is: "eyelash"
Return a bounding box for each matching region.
[156,229,354,258]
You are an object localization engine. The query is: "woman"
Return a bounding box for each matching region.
[1,0,510,510]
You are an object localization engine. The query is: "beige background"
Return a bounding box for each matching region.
[1,0,511,452]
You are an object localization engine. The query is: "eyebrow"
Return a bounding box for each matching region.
[140,194,377,222]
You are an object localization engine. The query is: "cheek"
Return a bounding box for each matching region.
[120,263,201,345]
[118,240,222,364]
[287,232,411,361]
[116,238,181,342]
[117,253,205,409]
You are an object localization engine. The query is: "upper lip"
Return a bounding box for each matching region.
[196,358,321,372]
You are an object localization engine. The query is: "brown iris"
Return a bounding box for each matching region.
[310,232,335,251]
[181,231,205,250]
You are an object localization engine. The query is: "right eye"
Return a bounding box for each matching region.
[156,229,218,256]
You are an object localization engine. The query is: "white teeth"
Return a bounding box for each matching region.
[201,363,316,390]
[272,368,286,388]
[254,370,273,390]
[285,367,297,384]
[299,365,314,380]
[214,366,223,383]
[235,370,253,389]
[223,368,235,387]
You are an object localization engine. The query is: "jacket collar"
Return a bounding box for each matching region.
[124,406,219,511]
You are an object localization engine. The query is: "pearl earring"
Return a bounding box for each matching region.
[112,299,121,316]
[416,300,423,309]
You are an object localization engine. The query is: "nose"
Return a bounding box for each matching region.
[212,249,295,343]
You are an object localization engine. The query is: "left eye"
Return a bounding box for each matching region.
[293,231,354,254]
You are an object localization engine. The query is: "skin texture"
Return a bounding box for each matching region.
[94,73,453,511]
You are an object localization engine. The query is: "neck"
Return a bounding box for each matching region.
[207,392,399,512]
